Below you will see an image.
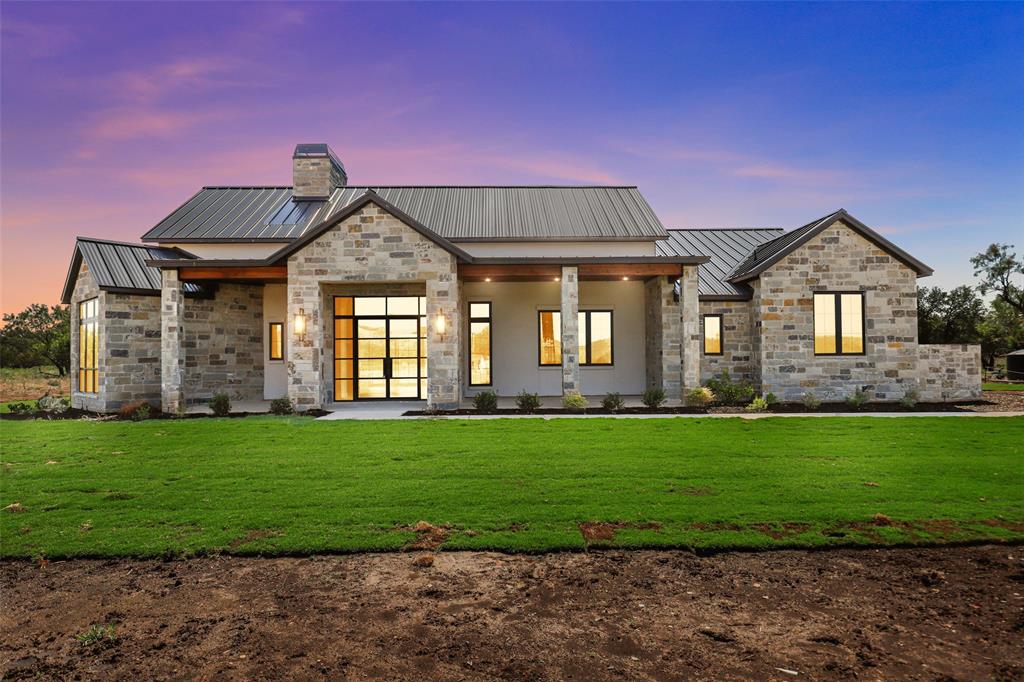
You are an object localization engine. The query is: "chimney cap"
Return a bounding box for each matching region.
[293,143,344,166]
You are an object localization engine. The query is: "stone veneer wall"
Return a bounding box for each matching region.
[918,344,982,401]
[698,300,756,383]
[757,220,919,402]
[287,201,461,410]
[183,284,264,403]
[643,268,700,401]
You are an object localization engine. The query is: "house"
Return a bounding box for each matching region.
[61,143,981,413]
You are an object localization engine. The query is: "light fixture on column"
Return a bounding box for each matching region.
[294,307,306,339]
[434,311,447,336]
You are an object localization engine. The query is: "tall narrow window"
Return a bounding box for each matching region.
[78,298,99,393]
[469,302,492,386]
[268,322,284,361]
[703,314,722,355]
[813,292,864,355]
[538,310,613,366]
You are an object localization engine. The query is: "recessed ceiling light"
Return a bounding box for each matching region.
[484,277,491,282]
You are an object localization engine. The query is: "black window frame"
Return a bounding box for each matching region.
[703,314,723,356]
[268,322,284,361]
[812,291,866,357]
[537,309,614,367]
[468,301,493,387]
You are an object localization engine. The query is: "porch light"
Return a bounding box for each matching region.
[484,277,491,282]
[554,277,560,282]
[622,276,629,281]
[434,311,446,335]
[294,307,306,338]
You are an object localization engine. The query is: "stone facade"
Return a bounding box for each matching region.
[161,269,186,413]
[756,220,920,402]
[699,300,756,383]
[560,266,580,394]
[679,265,701,394]
[292,156,345,199]
[918,344,982,402]
[286,201,461,410]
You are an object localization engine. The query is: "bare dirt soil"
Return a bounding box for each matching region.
[2,545,1022,680]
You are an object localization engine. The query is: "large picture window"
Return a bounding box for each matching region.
[813,292,864,355]
[78,298,99,393]
[703,314,722,355]
[538,310,613,366]
[469,302,492,386]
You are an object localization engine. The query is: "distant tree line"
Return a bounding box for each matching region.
[1,304,70,375]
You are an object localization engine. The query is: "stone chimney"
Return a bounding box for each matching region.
[292,143,347,199]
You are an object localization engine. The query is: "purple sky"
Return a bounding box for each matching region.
[2,1,1022,315]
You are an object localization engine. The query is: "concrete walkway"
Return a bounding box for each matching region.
[317,401,426,420]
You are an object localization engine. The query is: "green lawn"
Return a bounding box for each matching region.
[984,382,1024,391]
[1,417,1022,558]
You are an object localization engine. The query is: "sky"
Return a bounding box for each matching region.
[1,1,1022,315]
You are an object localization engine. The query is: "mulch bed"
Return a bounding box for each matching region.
[2,545,1021,680]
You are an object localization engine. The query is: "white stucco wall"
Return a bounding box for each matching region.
[263,283,288,399]
[461,280,647,397]
[457,241,658,257]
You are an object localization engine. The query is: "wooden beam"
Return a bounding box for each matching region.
[178,266,288,282]
[458,264,562,281]
[458,262,682,281]
[578,263,682,279]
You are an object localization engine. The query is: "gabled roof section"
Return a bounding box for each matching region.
[658,227,784,298]
[61,237,201,304]
[727,209,933,283]
[141,185,669,243]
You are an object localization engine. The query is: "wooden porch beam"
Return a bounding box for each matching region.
[178,266,288,282]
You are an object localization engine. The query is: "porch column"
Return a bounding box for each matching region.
[287,265,322,411]
[160,269,185,413]
[645,276,681,399]
[679,264,701,394]
[560,265,580,395]
[427,270,461,409]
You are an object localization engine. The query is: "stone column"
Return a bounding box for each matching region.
[645,276,682,399]
[286,257,322,411]
[160,269,185,413]
[426,267,461,409]
[679,265,701,394]
[560,266,580,395]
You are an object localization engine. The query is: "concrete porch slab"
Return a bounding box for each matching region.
[317,401,426,420]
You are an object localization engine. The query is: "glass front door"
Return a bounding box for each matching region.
[334,296,427,401]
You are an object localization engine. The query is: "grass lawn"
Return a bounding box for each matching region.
[984,382,1024,391]
[1,417,1022,558]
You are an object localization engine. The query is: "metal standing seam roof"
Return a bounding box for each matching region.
[657,227,784,297]
[727,210,843,283]
[61,237,201,303]
[140,186,669,243]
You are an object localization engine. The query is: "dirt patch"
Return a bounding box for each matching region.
[578,521,662,545]
[1,545,1021,680]
[400,521,451,551]
[227,529,281,550]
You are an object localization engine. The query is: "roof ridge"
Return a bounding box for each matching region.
[77,236,159,249]
[667,226,784,232]
[200,185,642,190]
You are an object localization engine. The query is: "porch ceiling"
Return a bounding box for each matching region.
[459,258,703,282]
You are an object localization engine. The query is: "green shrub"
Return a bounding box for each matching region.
[270,397,294,415]
[515,390,541,412]
[119,400,152,421]
[705,370,755,406]
[209,393,231,417]
[845,388,869,409]
[641,386,666,409]
[745,397,769,413]
[801,392,821,410]
[764,392,778,405]
[686,386,714,408]
[7,402,33,415]
[899,387,919,410]
[562,391,589,412]
[472,390,498,412]
[601,392,625,412]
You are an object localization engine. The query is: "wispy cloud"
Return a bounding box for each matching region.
[0,19,77,59]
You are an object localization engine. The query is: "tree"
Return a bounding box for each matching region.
[971,243,1024,314]
[0,304,71,375]
[917,285,985,345]
[978,298,1024,368]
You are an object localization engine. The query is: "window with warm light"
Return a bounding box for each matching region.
[468,302,492,386]
[538,310,613,366]
[268,322,284,361]
[813,292,864,355]
[78,298,99,393]
[703,314,722,355]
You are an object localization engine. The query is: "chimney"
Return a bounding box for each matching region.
[292,143,347,199]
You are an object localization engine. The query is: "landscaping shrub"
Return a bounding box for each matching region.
[686,386,714,408]
[118,400,151,421]
[641,386,666,409]
[562,391,589,412]
[601,392,625,412]
[209,392,231,416]
[764,392,778,406]
[37,395,69,415]
[472,390,498,412]
[745,397,770,413]
[704,370,755,406]
[801,392,822,410]
[7,402,33,415]
[515,390,541,413]
[845,388,869,409]
[269,397,294,415]
[899,388,919,410]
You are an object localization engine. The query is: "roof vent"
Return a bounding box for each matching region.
[292,143,347,199]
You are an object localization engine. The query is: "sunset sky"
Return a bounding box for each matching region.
[1,1,1021,315]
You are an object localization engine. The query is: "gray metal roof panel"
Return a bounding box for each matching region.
[63,238,202,302]
[658,227,784,297]
[728,210,842,282]
[141,186,669,242]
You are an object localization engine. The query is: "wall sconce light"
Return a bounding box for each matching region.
[294,307,306,338]
[434,312,447,336]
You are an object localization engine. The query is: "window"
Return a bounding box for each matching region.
[538,310,613,366]
[813,292,864,355]
[703,314,722,355]
[469,302,492,386]
[268,322,284,361]
[78,298,99,393]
